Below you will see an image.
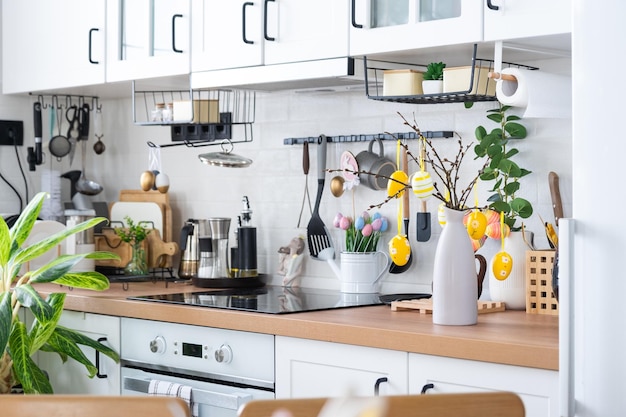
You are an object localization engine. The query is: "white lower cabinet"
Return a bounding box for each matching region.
[35,311,121,395]
[275,336,408,398]
[408,353,558,417]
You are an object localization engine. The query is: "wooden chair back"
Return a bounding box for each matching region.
[238,392,525,417]
[3,395,191,417]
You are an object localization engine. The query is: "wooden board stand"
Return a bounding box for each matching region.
[391,298,505,314]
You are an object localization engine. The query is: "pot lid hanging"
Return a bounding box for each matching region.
[198,140,252,168]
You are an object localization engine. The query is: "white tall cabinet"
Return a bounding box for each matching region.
[1,0,105,94]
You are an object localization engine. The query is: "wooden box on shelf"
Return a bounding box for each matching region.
[383,69,424,96]
[525,250,559,316]
[443,66,496,95]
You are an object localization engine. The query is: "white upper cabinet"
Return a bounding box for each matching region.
[2,0,105,94]
[191,0,263,72]
[192,0,349,74]
[483,0,572,41]
[349,0,483,56]
[106,0,191,82]
[263,0,349,65]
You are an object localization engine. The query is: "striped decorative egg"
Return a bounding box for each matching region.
[485,221,510,240]
[437,203,446,227]
[410,171,434,200]
[483,209,500,226]
[471,236,487,252]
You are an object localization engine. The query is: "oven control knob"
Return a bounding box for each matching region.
[150,336,166,354]
[215,344,233,363]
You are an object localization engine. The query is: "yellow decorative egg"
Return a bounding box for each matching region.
[388,235,411,266]
[466,210,487,240]
[387,171,408,198]
[411,171,434,200]
[492,251,513,280]
[437,203,446,228]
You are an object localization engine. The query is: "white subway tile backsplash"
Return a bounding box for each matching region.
[0,78,571,294]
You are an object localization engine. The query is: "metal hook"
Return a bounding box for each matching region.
[37,95,48,108]
[66,95,73,108]
[92,96,102,111]
[51,95,60,110]
[147,141,160,148]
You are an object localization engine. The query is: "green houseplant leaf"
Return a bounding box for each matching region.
[473,103,533,230]
[0,191,121,394]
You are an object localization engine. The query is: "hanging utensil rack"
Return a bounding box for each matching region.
[29,93,101,111]
[363,43,539,104]
[283,130,453,145]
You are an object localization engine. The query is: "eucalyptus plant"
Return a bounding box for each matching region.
[0,192,120,394]
[471,103,533,230]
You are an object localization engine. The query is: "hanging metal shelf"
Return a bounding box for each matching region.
[132,82,255,148]
[363,44,538,105]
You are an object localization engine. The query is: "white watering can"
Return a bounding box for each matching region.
[318,247,390,293]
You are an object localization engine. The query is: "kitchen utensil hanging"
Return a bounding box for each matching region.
[297,141,313,227]
[48,102,70,161]
[197,139,252,168]
[93,104,105,154]
[306,135,334,260]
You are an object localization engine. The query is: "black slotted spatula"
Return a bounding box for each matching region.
[307,135,334,259]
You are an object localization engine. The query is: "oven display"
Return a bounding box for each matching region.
[182,342,203,358]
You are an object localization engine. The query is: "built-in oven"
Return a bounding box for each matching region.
[120,318,275,417]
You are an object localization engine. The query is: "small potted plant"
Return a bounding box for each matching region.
[0,192,120,394]
[115,216,151,276]
[422,62,446,94]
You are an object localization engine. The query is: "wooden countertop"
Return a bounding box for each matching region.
[35,281,559,371]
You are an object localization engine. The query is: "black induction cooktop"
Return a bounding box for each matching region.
[128,285,386,314]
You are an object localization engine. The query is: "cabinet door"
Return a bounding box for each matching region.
[484,0,571,41]
[35,311,121,395]
[191,0,263,72]
[350,0,483,56]
[2,0,105,94]
[275,336,407,399]
[264,0,350,65]
[107,0,190,82]
[408,353,558,417]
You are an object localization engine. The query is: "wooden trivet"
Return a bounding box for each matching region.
[391,298,505,314]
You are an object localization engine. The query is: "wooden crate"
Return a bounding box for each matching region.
[525,250,559,315]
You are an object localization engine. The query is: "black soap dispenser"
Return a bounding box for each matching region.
[238,196,257,278]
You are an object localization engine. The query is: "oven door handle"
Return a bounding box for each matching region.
[123,376,253,410]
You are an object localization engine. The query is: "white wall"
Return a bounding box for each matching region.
[0,58,571,295]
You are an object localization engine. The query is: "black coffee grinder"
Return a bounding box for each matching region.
[236,196,257,278]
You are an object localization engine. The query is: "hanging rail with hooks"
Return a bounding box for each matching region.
[28,93,101,110]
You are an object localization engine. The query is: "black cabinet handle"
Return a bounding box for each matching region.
[172,14,183,53]
[263,0,275,41]
[351,0,363,28]
[88,28,99,64]
[95,337,108,379]
[242,2,254,44]
[486,0,499,10]
[374,377,388,396]
[421,383,434,394]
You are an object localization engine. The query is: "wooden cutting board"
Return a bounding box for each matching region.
[110,202,164,236]
[118,190,173,243]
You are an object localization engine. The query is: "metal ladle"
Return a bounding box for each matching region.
[76,139,103,195]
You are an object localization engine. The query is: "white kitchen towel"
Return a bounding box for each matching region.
[148,379,198,417]
[495,67,572,119]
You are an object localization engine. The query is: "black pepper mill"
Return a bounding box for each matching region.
[238,196,258,277]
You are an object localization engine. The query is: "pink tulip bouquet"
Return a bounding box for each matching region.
[334,211,389,253]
